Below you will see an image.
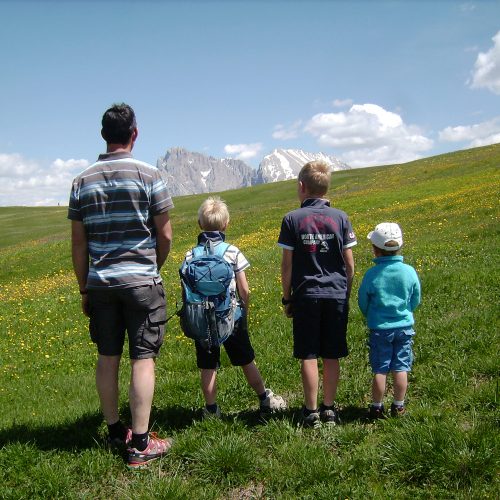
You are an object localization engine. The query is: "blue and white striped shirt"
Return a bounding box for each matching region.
[68,152,174,288]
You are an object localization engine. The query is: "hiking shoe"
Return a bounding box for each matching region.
[320,407,338,425]
[107,427,132,450]
[369,405,386,420]
[390,404,407,417]
[260,389,287,414]
[302,408,321,428]
[127,432,173,469]
[202,405,221,419]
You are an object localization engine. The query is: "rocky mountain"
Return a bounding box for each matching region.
[158,147,257,197]
[255,149,350,183]
[157,147,349,197]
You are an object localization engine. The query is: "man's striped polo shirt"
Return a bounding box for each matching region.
[68,152,174,289]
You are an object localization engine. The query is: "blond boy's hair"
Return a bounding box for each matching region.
[198,196,230,231]
[298,160,331,196]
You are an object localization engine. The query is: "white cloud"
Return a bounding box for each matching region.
[332,98,353,108]
[272,121,302,140]
[224,142,262,161]
[460,3,476,13]
[439,117,500,148]
[0,154,88,206]
[304,103,433,167]
[470,31,500,94]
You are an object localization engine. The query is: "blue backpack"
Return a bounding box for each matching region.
[179,242,240,351]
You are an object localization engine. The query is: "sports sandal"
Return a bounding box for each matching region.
[127,432,173,469]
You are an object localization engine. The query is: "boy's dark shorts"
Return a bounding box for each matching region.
[292,298,349,360]
[88,282,167,360]
[195,315,255,369]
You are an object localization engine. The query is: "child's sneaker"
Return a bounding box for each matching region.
[127,432,173,469]
[202,405,221,419]
[107,427,132,450]
[319,406,338,425]
[369,404,386,420]
[301,408,321,428]
[260,389,287,414]
[390,403,407,417]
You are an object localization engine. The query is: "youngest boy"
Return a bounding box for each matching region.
[358,223,421,418]
[181,196,286,418]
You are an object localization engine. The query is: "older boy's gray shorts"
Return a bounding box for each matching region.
[88,282,167,359]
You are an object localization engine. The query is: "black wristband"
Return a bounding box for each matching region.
[281,297,292,305]
[79,290,88,295]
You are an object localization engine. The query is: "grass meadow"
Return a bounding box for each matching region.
[0,144,499,499]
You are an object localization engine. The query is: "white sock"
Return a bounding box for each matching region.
[393,400,404,407]
[371,402,383,408]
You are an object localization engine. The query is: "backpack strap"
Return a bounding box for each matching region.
[213,242,230,259]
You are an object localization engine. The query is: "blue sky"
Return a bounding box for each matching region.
[0,0,499,206]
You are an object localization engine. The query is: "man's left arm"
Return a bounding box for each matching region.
[71,220,90,317]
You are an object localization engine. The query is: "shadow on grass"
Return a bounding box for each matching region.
[0,412,104,451]
[0,405,371,452]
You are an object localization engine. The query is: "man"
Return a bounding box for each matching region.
[68,103,173,469]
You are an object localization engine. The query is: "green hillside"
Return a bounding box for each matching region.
[0,144,499,498]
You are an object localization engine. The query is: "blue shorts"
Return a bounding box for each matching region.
[369,328,415,373]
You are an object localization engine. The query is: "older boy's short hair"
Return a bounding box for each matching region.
[298,160,331,196]
[198,196,230,231]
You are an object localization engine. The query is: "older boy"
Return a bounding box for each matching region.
[181,196,286,418]
[278,161,356,427]
[358,222,421,418]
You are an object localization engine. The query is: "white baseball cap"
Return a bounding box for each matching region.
[367,222,403,251]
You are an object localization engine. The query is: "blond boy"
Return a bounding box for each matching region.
[182,197,286,417]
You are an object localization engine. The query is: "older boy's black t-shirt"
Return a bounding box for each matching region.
[278,198,357,299]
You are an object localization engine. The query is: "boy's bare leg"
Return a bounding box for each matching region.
[392,371,408,402]
[242,361,266,395]
[301,358,319,410]
[201,368,217,405]
[322,358,340,407]
[371,373,387,403]
[96,354,121,424]
[129,358,155,434]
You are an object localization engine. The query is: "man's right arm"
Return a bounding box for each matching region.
[154,211,172,270]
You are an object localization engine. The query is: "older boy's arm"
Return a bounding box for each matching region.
[281,249,294,318]
[281,249,293,300]
[343,248,355,300]
[154,211,172,270]
[71,220,90,317]
[235,271,250,310]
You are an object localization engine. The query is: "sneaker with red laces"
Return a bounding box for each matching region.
[127,432,173,469]
[107,427,132,450]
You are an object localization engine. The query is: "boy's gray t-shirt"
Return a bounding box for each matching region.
[278,198,357,299]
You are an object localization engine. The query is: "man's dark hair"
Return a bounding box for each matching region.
[101,103,137,144]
